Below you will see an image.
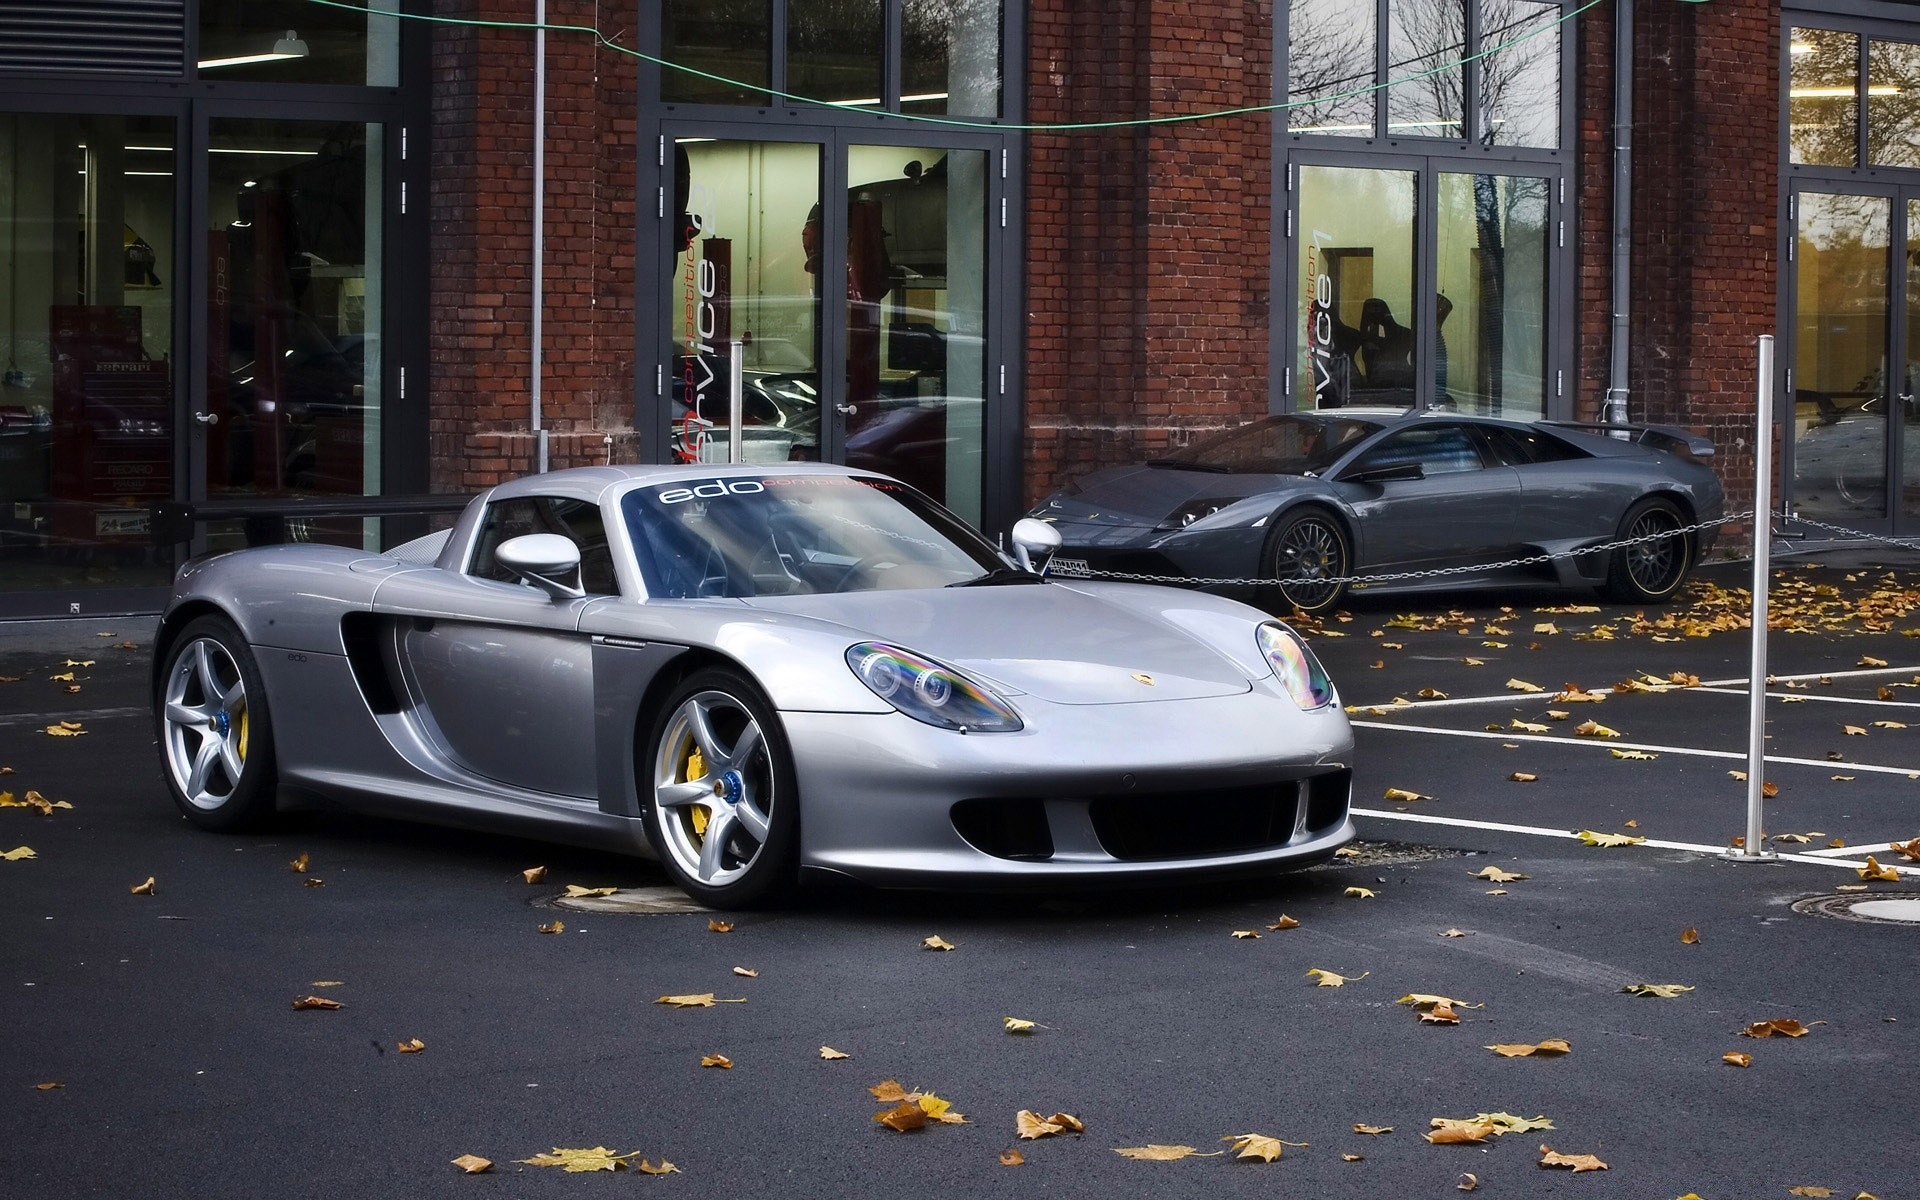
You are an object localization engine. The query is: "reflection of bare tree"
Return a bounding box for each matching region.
[1286,0,1376,132]
[1868,40,1920,169]
[901,0,1000,114]
[1387,0,1465,136]
[1789,28,1858,167]
[1476,1,1559,148]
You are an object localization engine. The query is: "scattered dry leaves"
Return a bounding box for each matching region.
[1016,1110,1084,1140]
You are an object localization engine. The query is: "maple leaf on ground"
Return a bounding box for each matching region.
[1723,1052,1753,1068]
[1486,1039,1571,1057]
[1420,1003,1461,1025]
[1016,1111,1083,1139]
[1741,1018,1811,1038]
[1398,993,1483,1011]
[522,866,547,883]
[1577,829,1646,847]
[1222,1133,1305,1162]
[708,919,735,933]
[1786,1189,1833,1198]
[1344,887,1375,899]
[289,853,309,873]
[654,994,746,1008]
[1113,1145,1220,1161]
[130,876,155,895]
[450,1154,492,1174]
[700,1054,733,1068]
[537,920,564,934]
[518,1147,639,1172]
[1610,749,1658,761]
[870,1080,911,1102]
[635,1159,680,1175]
[292,996,342,1010]
[1472,866,1527,882]
[1424,1120,1497,1145]
[1681,928,1700,944]
[999,1149,1024,1166]
[1383,787,1432,802]
[1507,678,1545,693]
[563,885,617,898]
[1890,837,1920,862]
[1858,856,1901,882]
[1307,967,1367,988]
[733,966,759,978]
[874,1102,928,1132]
[819,1046,850,1060]
[1230,929,1260,940]
[1538,1144,1608,1172]
[1574,720,1621,738]
[1621,983,1694,998]
[1844,724,1870,737]
[1267,914,1301,930]
[922,935,957,951]
[1510,719,1549,733]
[1479,1113,1555,1134]
[397,1038,426,1053]
[1004,1017,1038,1034]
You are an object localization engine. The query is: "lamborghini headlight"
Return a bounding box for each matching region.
[1257,623,1336,710]
[846,642,1022,732]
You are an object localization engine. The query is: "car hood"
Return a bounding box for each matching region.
[742,583,1258,704]
[1039,464,1314,527]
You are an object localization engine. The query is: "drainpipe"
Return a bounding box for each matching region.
[1604,0,1633,426]
[531,0,549,471]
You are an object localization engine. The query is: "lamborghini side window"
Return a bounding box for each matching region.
[1480,426,1586,467]
[469,497,620,595]
[1348,425,1488,477]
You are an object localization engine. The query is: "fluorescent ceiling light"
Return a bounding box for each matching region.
[1791,41,1814,56]
[1791,86,1900,98]
[828,91,951,107]
[81,144,319,156]
[198,29,308,71]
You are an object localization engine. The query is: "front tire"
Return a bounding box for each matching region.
[642,667,800,909]
[155,616,279,830]
[1604,497,1692,604]
[1261,508,1351,617]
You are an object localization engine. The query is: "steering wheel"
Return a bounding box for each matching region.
[831,555,898,592]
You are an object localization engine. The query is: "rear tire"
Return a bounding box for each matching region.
[641,667,800,909]
[1603,497,1692,604]
[154,616,279,831]
[1260,508,1351,617]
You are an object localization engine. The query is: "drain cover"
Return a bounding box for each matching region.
[543,886,710,915]
[1791,891,1920,925]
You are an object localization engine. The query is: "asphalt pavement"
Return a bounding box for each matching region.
[2,557,1917,1199]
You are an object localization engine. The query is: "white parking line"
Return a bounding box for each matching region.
[1690,687,1920,708]
[1352,719,1920,778]
[1349,664,1920,713]
[1798,842,1917,859]
[1349,807,1915,875]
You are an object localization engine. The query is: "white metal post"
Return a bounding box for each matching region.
[531,0,548,472]
[1728,335,1777,862]
[728,338,745,464]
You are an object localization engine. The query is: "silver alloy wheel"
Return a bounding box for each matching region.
[1274,515,1345,609]
[160,637,251,810]
[652,689,775,887]
[1623,508,1686,596]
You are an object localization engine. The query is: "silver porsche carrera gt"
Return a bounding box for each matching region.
[152,465,1354,907]
[1031,410,1726,616]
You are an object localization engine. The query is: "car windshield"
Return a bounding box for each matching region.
[1155,414,1382,475]
[622,474,1005,598]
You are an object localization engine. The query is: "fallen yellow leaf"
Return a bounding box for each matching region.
[1342,1152,1364,1162]
[1574,720,1621,738]
[1267,914,1301,930]
[1507,678,1544,693]
[1621,983,1693,998]
[1741,1018,1811,1038]
[398,1038,425,1053]
[450,1154,492,1174]
[522,866,547,883]
[1307,967,1367,988]
[1610,749,1657,760]
[1344,887,1375,899]
[1485,1039,1570,1057]
[1383,787,1432,802]
[1471,866,1528,882]
[130,876,155,895]
[1440,928,1471,937]
[1680,928,1699,944]
[733,966,759,978]
[819,1046,850,1060]
[518,1147,639,1172]
[1230,929,1260,940]
[1222,1133,1305,1162]
[1004,1017,1038,1034]
[1890,837,1920,862]
[537,920,564,934]
[43,723,86,737]
[999,1149,1025,1166]
[1723,1051,1752,1067]
[1510,719,1549,733]
[291,996,342,1010]
[563,885,617,898]
[875,1101,929,1132]
[1113,1145,1218,1161]
[700,1053,733,1068]
[1538,1144,1608,1172]
[923,935,957,951]
[1858,856,1901,882]
[635,1159,680,1175]
[1424,1120,1497,1145]
[1417,688,1449,700]
[1015,1110,1084,1139]
[654,994,745,1008]
[1353,1123,1393,1135]
[708,918,734,933]
[1420,1003,1461,1025]
[1509,771,1538,783]
[34,1081,63,1090]
[1844,725,1869,737]
[289,853,309,873]
[1577,829,1646,847]
[1398,993,1484,1011]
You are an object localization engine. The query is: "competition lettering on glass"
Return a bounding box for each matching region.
[677,179,722,463]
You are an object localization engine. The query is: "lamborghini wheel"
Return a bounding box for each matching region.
[643,667,799,909]
[1261,508,1351,617]
[1603,497,1691,604]
[155,615,279,830]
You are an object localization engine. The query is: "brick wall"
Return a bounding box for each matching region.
[428,0,637,495]
[1025,0,1273,505]
[1576,0,1780,537]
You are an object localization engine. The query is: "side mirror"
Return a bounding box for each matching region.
[495,533,585,600]
[1010,517,1062,574]
[1342,461,1425,485]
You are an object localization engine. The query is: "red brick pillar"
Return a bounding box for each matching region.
[1025,0,1273,506]
[428,0,637,494]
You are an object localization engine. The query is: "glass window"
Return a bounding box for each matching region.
[1790,28,1859,167]
[1387,0,1466,139]
[662,0,771,106]
[1348,425,1486,476]
[790,0,884,106]
[1868,39,1920,169]
[1478,1,1560,149]
[203,119,383,552]
[472,496,618,594]
[1298,165,1418,409]
[843,145,988,524]
[902,0,1002,118]
[1158,414,1384,473]
[198,0,398,86]
[1287,0,1378,136]
[1436,173,1548,418]
[1,113,176,594]
[1791,192,1889,521]
[671,140,823,465]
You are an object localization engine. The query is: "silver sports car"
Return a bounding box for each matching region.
[152,465,1353,907]
[1030,410,1725,615]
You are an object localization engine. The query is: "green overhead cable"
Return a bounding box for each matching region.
[306,0,1602,133]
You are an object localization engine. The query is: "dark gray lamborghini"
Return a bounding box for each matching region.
[1029,409,1725,615]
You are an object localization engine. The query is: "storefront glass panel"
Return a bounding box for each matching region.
[1478,1,1560,149]
[671,140,823,466]
[902,0,1002,118]
[662,0,771,106]
[843,145,987,525]
[1287,0,1378,135]
[198,0,399,86]
[1868,40,1920,169]
[1790,28,1860,167]
[790,0,884,106]
[1792,191,1889,522]
[1436,172,1547,417]
[1904,198,1920,523]
[0,112,176,595]
[1387,0,1466,138]
[1297,165,1418,409]
[203,119,382,548]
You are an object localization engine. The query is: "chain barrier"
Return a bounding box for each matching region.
[1045,511,1754,590]
[1784,514,1920,554]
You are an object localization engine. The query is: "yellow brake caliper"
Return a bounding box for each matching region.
[236,704,249,764]
[685,747,709,836]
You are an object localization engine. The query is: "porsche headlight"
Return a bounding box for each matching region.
[846,643,1022,732]
[1257,623,1336,710]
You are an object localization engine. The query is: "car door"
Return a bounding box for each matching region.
[1332,423,1520,572]
[374,495,618,799]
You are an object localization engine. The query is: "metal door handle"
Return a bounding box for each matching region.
[193,410,219,425]
[836,403,857,416]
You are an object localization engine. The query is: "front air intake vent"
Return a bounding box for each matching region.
[0,2,186,78]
